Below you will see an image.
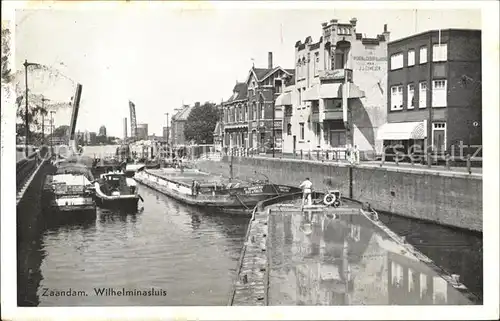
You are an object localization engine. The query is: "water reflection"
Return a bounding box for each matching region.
[22,183,247,306]
[268,209,478,306]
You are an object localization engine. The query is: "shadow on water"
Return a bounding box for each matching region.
[377,211,483,301]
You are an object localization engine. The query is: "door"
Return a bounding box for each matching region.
[433,130,445,153]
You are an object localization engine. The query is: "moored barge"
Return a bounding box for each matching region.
[134,168,301,215]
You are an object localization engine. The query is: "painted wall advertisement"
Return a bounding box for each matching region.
[353,51,387,72]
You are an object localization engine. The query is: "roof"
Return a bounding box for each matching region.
[388,28,481,45]
[247,66,295,85]
[226,82,248,103]
[172,104,194,122]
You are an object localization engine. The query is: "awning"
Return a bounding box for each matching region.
[303,85,320,101]
[275,92,292,106]
[319,83,342,99]
[376,121,426,140]
[319,83,365,99]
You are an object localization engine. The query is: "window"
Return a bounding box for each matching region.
[419,82,427,108]
[252,103,257,120]
[315,123,321,145]
[432,80,447,107]
[390,53,403,70]
[329,130,346,148]
[298,88,302,107]
[299,123,305,140]
[390,85,403,111]
[432,43,448,62]
[287,123,292,135]
[419,46,427,64]
[314,52,319,75]
[432,122,447,152]
[407,84,415,109]
[408,50,415,66]
[245,105,248,121]
[260,103,265,119]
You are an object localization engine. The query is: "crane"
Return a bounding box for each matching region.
[129,100,138,142]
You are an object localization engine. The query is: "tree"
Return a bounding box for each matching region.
[1,26,12,83]
[184,102,218,144]
[53,125,70,137]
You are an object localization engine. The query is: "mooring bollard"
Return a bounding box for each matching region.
[300,149,303,159]
[466,154,471,174]
[427,152,432,168]
[445,153,451,170]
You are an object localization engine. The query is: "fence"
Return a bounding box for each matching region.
[214,147,482,174]
[16,152,43,192]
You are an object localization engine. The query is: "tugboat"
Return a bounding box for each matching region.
[94,169,142,209]
[42,162,97,223]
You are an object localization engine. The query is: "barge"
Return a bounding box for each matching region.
[42,162,97,223]
[134,168,301,215]
[94,170,142,210]
[230,191,481,306]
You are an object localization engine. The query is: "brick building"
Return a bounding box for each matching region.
[171,103,196,146]
[378,29,482,156]
[222,52,294,153]
[279,18,389,155]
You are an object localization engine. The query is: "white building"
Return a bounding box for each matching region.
[277,18,389,157]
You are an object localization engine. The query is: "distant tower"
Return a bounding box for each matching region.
[123,118,128,139]
[99,125,107,137]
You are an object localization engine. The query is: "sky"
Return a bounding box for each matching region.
[13,5,481,137]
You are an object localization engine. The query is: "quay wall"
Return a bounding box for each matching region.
[16,160,53,306]
[195,157,483,232]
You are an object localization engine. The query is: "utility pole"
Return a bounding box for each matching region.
[41,97,48,144]
[426,34,433,167]
[272,85,276,158]
[23,59,40,156]
[50,111,55,149]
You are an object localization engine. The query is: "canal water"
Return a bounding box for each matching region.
[20,145,482,306]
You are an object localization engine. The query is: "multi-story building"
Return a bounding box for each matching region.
[378,29,481,156]
[222,52,294,152]
[98,125,107,137]
[279,18,389,155]
[171,103,196,146]
[162,126,169,142]
[136,123,149,141]
[222,82,248,149]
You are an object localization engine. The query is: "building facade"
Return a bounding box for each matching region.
[136,123,149,141]
[98,125,107,137]
[171,103,196,146]
[379,29,481,156]
[279,18,389,155]
[221,52,294,153]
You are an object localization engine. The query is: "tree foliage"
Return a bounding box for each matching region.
[184,102,219,144]
[1,27,12,83]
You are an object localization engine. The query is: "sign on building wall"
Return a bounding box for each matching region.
[352,50,387,72]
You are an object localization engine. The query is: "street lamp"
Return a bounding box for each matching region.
[23,59,41,156]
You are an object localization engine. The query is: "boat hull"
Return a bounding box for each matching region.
[134,170,301,215]
[94,195,139,210]
[43,203,96,225]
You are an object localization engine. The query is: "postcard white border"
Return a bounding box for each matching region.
[2,1,498,320]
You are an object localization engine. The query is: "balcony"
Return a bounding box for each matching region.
[324,109,343,120]
[319,69,353,82]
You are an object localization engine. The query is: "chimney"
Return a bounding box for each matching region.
[383,24,390,42]
[268,52,273,69]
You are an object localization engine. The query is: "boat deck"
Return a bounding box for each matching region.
[146,168,250,187]
[231,197,479,306]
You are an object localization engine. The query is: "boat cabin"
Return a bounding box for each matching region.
[99,172,136,196]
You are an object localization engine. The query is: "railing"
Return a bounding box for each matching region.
[16,152,43,192]
[214,147,482,174]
